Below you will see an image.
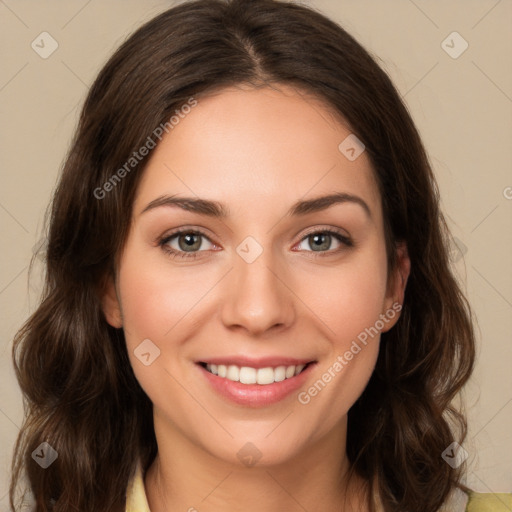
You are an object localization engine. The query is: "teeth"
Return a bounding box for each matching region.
[273,366,286,382]
[295,364,305,376]
[256,367,275,385]
[240,366,256,384]
[205,363,308,385]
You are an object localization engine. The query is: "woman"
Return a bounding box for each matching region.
[10,0,510,510]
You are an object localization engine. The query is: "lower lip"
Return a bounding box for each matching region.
[197,363,316,407]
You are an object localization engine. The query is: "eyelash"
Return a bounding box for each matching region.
[158,228,354,260]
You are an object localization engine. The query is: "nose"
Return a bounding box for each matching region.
[220,246,296,336]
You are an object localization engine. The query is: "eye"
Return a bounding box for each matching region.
[158,227,353,261]
[295,229,353,255]
[159,229,215,259]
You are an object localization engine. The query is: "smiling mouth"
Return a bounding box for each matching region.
[198,362,314,385]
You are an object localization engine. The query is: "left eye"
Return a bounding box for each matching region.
[295,230,351,252]
[161,231,215,254]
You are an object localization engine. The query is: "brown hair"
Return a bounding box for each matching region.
[10,0,476,510]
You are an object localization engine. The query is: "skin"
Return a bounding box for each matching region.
[102,83,410,511]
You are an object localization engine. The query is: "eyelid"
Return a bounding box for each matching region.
[295,225,352,244]
[157,225,216,245]
[158,228,217,250]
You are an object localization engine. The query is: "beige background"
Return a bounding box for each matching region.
[1,0,511,506]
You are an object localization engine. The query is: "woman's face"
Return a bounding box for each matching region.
[103,84,408,467]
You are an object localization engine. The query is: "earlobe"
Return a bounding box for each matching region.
[100,275,123,328]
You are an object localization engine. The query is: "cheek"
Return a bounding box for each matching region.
[301,249,389,345]
[117,249,208,345]
[293,255,388,438]
[117,248,205,401]
[291,242,388,408]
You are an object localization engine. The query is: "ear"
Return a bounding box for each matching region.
[382,241,410,332]
[100,274,123,328]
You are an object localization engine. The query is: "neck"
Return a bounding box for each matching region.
[144,415,372,512]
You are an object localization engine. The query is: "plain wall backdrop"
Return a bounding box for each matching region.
[1,0,511,506]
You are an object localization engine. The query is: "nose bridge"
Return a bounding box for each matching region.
[220,236,295,334]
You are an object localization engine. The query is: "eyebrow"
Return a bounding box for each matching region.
[140,192,371,219]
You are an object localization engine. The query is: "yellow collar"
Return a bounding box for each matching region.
[125,460,512,512]
[126,461,151,512]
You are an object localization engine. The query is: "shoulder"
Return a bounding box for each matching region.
[124,467,512,512]
[465,491,512,511]
[375,484,512,512]
[440,487,512,512]
[125,461,151,512]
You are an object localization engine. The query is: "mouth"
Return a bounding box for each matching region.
[195,358,317,407]
[198,361,314,385]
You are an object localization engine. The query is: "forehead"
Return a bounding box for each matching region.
[133,84,382,223]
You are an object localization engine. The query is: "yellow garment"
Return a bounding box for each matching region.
[466,492,512,512]
[125,462,151,512]
[125,462,512,511]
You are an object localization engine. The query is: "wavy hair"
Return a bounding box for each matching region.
[10,0,476,510]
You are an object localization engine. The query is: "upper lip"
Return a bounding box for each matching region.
[197,356,316,369]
